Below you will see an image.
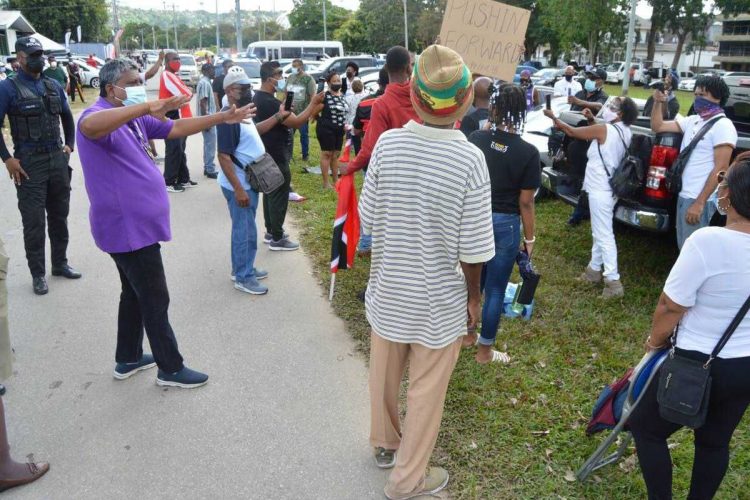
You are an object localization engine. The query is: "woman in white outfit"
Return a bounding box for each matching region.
[544,96,639,298]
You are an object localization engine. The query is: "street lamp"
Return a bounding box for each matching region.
[323,0,327,42]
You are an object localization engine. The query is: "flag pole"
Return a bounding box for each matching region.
[329,273,336,302]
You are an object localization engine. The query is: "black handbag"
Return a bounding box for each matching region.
[230,152,285,194]
[656,293,750,429]
[663,115,723,195]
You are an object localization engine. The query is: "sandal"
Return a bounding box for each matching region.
[477,350,511,365]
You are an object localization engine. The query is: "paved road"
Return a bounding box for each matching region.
[0,121,388,498]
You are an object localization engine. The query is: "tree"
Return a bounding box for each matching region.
[541,0,628,64]
[333,15,368,54]
[665,0,710,68]
[5,0,109,43]
[288,0,350,41]
[414,0,444,51]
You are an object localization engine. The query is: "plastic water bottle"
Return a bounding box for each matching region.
[511,281,525,315]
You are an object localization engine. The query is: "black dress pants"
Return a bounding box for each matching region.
[262,144,292,241]
[109,244,184,373]
[14,149,70,278]
[629,349,750,500]
[163,136,190,186]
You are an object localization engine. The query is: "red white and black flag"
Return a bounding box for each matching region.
[329,175,360,300]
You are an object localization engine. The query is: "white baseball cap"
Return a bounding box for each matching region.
[223,66,252,89]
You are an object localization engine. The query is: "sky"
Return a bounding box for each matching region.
[115,0,657,17]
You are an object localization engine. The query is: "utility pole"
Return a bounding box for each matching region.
[235,0,242,53]
[402,0,408,51]
[140,28,144,50]
[152,26,156,49]
[163,2,169,49]
[216,0,220,52]
[172,3,178,51]
[112,0,120,56]
[323,0,327,42]
[621,0,637,95]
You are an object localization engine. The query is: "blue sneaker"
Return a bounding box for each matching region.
[234,277,268,295]
[156,366,209,388]
[113,354,156,380]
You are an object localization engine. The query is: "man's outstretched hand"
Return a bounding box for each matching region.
[222,103,257,124]
[148,95,191,121]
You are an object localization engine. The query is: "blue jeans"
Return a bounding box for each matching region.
[221,186,259,283]
[479,213,521,346]
[294,121,309,159]
[676,196,715,249]
[202,126,217,174]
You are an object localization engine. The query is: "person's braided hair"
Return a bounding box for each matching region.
[489,83,527,133]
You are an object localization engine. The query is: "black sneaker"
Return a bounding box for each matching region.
[181,180,198,188]
[167,183,185,193]
[113,354,156,380]
[204,171,218,179]
[156,366,208,388]
[264,232,289,244]
[269,237,300,252]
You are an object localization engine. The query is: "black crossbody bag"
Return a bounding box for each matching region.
[657,293,750,429]
[230,152,284,194]
[663,115,723,195]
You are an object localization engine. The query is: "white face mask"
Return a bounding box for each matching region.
[601,107,618,123]
[50,61,57,68]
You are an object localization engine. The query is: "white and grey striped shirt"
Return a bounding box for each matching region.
[359,121,495,349]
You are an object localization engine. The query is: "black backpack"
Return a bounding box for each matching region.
[596,124,644,199]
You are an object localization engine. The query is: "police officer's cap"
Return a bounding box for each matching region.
[15,36,43,55]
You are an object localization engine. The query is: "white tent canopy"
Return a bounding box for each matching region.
[29,32,64,52]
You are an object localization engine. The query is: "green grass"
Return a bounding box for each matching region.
[604,83,694,116]
[287,124,750,499]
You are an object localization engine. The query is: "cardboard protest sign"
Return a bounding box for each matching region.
[439,0,530,82]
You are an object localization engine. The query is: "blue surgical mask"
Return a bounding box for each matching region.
[276,77,286,91]
[585,79,596,93]
[115,85,147,106]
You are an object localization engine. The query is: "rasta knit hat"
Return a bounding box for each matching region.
[410,44,473,126]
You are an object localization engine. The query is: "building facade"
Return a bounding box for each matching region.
[714,14,750,71]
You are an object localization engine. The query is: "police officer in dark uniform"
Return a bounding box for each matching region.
[0,36,80,295]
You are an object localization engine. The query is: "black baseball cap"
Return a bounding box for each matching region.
[586,68,607,81]
[15,36,43,55]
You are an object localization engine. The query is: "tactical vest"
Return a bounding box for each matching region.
[7,76,62,145]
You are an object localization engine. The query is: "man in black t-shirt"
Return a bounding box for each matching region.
[253,61,323,251]
[460,77,492,138]
[213,59,234,111]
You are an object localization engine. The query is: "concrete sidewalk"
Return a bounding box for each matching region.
[0,128,388,498]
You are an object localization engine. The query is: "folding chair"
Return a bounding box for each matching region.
[576,349,669,481]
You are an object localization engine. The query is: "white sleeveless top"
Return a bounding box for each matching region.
[583,122,632,194]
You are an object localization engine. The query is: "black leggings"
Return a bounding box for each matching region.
[629,349,750,500]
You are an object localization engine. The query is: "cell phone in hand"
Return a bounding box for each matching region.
[284,91,294,111]
[545,94,551,110]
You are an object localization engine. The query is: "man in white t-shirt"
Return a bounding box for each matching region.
[553,65,583,97]
[651,75,736,249]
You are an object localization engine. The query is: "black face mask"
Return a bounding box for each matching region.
[565,74,573,82]
[330,83,342,92]
[237,88,254,107]
[26,55,45,74]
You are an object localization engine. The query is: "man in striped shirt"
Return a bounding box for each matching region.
[359,45,495,499]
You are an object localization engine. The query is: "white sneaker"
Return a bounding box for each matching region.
[289,191,307,202]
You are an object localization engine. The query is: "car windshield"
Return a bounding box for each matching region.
[606,63,620,72]
[180,56,195,66]
[534,69,553,77]
[234,60,261,78]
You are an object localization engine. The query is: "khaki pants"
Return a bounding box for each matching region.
[0,239,11,380]
[369,331,461,497]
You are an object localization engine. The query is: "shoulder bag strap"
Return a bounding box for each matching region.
[708,293,750,365]
[677,115,724,163]
[596,124,612,178]
[229,153,245,170]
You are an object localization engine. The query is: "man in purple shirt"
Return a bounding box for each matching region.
[76,59,255,389]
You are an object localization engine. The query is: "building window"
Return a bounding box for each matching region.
[0,31,8,56]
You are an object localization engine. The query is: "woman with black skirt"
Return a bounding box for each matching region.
[315,72,348,189]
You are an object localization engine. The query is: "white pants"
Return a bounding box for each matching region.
[588,190,620,281]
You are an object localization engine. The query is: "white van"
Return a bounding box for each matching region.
[246,41,343,61]
[606,61,644,84]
